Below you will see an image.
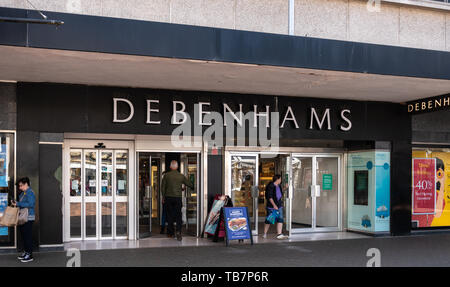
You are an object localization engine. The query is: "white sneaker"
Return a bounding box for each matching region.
[262,233,267,239]
[276,234,288,240]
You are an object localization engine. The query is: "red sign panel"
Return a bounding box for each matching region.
[412,158,436,215]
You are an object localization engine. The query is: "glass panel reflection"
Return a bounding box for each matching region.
[70,203,81,238]
[101,202,112,237]
[101,152,113,196]
[70,151,81,197]
[116,202,127,236]
[231,155,256,231]
[85,202,97,237]
[291,157,313,229]
[85,152,97,196]
[315,157,339,228]
[116,152,128,196]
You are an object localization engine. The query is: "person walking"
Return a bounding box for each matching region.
[11,177,36,263]
[263,174,289,240]
[161,160,194,241]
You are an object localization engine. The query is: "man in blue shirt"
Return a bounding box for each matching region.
[11,177,36,263]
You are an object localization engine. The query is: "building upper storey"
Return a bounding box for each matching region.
[1,0,449,52]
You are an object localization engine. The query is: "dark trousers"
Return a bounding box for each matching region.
[19,221,33,254]
[165,197,182,235]
[161,201,167,228]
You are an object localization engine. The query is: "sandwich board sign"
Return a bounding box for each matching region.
[223,207,253,246]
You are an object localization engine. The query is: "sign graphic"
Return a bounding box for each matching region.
[0,193,8,236]
[322,174,333,190]
[413,158,436,215]
[223,207,253,245]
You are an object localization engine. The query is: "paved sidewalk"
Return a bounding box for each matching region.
[1,233,449,267]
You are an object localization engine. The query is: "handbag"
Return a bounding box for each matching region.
[0,206,19,227]
[17,208,28,225]
[16,191,29,226]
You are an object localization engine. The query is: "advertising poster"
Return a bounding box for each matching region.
[223,207,252,243]
[347,152,375,232]
[412,151,450,228]
[374,152,390,232]
[0,193,8,236]
[0,144,8,187]
[204,196,226,236]
[412,158,436,214]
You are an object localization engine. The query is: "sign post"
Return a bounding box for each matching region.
[223,207,253,246]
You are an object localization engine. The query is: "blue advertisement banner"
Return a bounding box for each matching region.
[0,193,8,236]
[0,144,7,187]
[224,207,251,241]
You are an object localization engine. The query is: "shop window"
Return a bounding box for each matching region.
[0,133,15,247]
[347,151,390,233]
[354,171,369,206]
[412,148,450,229]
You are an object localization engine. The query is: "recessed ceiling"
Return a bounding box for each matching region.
[0,45,448,103]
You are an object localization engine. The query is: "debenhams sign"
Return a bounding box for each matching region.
[111,98,353,131]
[407,94,450,114]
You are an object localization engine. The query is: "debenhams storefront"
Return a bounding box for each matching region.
[0,7,448,251]
[0,82,411,249]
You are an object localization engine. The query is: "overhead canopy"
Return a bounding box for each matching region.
[0,7,449,103]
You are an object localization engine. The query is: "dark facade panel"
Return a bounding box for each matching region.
[16,130,40,251]
[207,155,223,211]
[38,143,63,245]
[412,109,450,144]
[390,140,412,235]
[0,8,27,46]
[0,82,17,130]
[0,7,449,80]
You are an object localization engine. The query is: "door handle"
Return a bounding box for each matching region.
[315,185,321,197]
[310,185,321,197]
[251,185,259,198]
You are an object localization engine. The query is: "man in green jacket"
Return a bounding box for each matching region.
[161,160,194,241]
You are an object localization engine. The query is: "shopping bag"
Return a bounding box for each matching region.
[266,209,280,225]
[0,206,19,227]
[17,208,28,226]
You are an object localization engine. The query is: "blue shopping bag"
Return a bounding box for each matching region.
[266,209,280,224]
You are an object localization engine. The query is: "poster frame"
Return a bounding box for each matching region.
[412,157,436,215]
[223,206,253,246]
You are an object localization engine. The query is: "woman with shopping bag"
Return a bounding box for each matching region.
[11,177,35,263]
[262,175,289,240]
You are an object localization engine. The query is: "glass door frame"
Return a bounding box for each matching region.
[135,150,202,238]
[226,152,260,236]
[288,153,342,235]
[224,147,343,237]
[63,139,135,242]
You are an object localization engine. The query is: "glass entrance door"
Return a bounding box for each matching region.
[288,154,340,235]
[137,152,162,239]
[137,152,199,238]
[69,149,129,240]
[230,154,259,235]
[181,153,199,236]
